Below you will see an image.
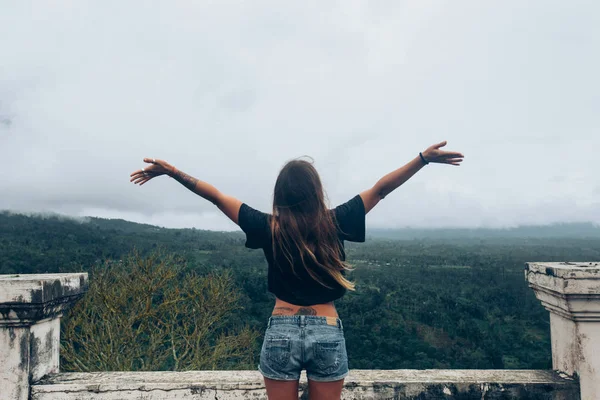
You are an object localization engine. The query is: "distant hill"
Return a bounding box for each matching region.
[368,223,600,240]
[0,211,246,275]
[0,211,241,236]
[2,210,599,275]
[3,210,599,240]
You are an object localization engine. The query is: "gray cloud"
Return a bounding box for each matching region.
[1,1,599,230]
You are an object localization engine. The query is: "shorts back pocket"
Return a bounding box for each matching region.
[265,336,291,370]
[314,340,344,375]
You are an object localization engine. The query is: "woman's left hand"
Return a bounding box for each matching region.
[130,158,175,186]
[422,141,464,166]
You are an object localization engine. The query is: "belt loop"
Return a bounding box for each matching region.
[338,318,343,330]
[299,315,305,327]
[267,317,272,329]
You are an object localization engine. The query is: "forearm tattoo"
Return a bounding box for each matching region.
[295,307,317,316]
[172,170,198,191]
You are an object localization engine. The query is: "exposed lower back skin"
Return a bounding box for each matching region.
[272,298,339,317]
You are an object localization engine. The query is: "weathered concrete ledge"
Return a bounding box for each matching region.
[0,273,88,400]
[526,262,600,399]
[0,273,89,326]
[31,369,579,399]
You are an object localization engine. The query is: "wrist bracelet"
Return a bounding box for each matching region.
[419,152,429,165]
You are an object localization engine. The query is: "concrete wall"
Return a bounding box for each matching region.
[0,274,88,400]
[31,370,579,400]
[526,262,600,400]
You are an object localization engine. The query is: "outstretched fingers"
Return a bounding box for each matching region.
[131,172,157,185]
[439,151,465,158]
[137,176,155,185]
[130,169,144,178]
[130,158,164,186]
[131,174,145,184]
[425,141,464,165]
[441,158,463,166]
[433,140,448,149]
[143,157,157,164]
[130,165,158,184]
[129,169,148,180]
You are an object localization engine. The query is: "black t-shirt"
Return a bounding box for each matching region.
[238,194,366,306]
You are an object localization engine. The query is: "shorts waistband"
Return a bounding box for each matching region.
[268,315,343,330]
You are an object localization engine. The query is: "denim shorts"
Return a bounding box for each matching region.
[258,315,349,382]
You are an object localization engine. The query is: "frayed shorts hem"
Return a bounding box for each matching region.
[306,372,348,382]
[258,365,300,381]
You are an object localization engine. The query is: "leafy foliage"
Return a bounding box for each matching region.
[60,251,258,371]
[3,211,600,370]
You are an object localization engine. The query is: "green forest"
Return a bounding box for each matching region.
[2,211,600,371]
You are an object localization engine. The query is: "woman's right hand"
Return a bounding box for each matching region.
[130,158,176,186]
[422,141,464,166]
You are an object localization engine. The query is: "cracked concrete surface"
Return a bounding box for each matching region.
[31,370,579,399]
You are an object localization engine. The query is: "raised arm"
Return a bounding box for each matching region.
[360,141,464,214]
[129,158,242,224]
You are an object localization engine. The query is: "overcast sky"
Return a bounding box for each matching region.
[1,1,599,230]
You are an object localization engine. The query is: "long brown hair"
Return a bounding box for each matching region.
[270,157,355,291]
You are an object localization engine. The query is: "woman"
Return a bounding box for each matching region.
[130,140,463,400]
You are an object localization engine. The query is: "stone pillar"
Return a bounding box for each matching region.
[0,273,88,400]
[526,262,600,400]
